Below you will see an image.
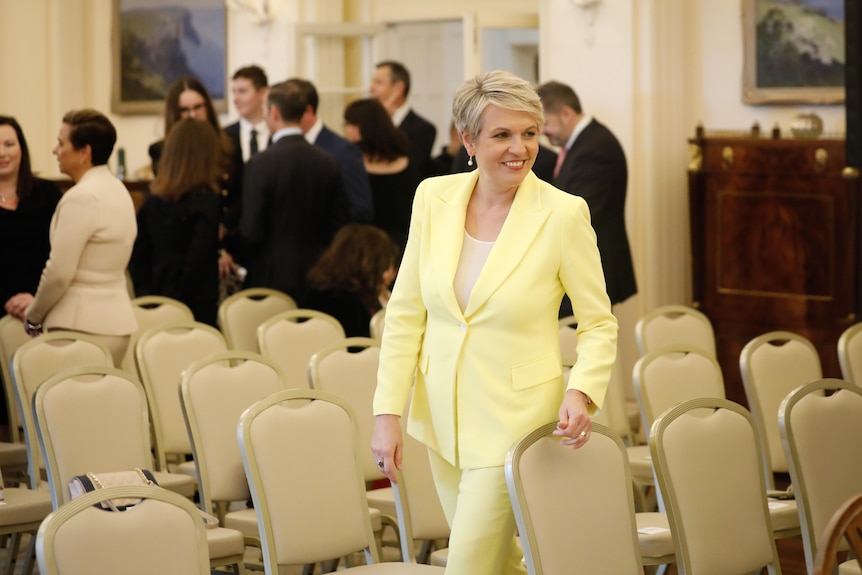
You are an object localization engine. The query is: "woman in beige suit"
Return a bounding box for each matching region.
[371,71,618,575]
[15,110,137,366]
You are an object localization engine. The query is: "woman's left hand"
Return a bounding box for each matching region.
[553,389,592,448]
[4,293,34,321]
[218,250,236,280]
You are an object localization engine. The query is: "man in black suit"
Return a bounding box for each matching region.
[240,82,348,306]
[224,65,269,163]
[538,80,637,310]
[370,60,437,176]
[284,77,374,223]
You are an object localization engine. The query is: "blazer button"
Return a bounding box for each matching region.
[459,323,467,331]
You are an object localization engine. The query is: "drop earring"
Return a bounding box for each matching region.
[467,155,474,167]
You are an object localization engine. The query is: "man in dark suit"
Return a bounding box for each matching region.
[284,77,374,223]
[224,65,269,163]
[370,60,437,176]
[240,82,348,306]
[538,80,637,311]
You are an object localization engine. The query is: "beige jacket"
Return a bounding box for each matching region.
[373,170,618,469]
[28,165,138,335]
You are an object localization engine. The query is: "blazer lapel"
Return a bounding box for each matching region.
[430,172,477,320]
[464,172,550,318]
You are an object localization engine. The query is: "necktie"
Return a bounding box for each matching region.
[553,146,568,180]
[249,128,259,156]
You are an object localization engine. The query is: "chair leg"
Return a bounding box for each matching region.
[2,532,22,575]
[22,534,38,575]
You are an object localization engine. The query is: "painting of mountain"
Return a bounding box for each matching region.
[113,0,225,114]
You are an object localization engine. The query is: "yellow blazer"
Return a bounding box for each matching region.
[27,166,138,336]
[373,170,618,469]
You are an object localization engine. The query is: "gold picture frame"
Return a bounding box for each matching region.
[742,0,845,105]
[111,0,228,115]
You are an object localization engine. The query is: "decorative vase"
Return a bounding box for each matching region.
[790,113,824,139]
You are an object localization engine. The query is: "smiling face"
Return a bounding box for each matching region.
[232,77,267,121]
[0,125,22,181]
[463,104,539,194]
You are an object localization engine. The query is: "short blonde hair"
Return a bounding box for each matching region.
[452,70,544,140]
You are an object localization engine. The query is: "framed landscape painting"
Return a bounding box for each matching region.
[111,0,227,115]
[742,0,845,104]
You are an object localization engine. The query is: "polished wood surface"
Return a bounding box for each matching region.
[688,134,861,406]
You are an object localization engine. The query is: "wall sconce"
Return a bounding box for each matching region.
[571,0,601,45]
[226,0,277,26]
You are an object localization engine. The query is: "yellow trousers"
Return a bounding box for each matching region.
[428,449,526,575]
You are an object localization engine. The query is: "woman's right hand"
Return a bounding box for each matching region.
[4,292,33,320]
[371,414,403,483]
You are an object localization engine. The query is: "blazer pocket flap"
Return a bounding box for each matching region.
[512,354,561,390]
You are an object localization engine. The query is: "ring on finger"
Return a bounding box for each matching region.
[377,460,384,468]
[579,430,586,438]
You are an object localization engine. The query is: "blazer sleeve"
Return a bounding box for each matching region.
[373,180,429,417]
[27,191,99,324]
[558,197,618,411]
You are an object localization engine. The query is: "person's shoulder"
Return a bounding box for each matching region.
[223,121,240,136]
[536,176,588,212]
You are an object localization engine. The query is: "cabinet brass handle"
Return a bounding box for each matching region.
[814,148,828,171]
[721,147,734,170]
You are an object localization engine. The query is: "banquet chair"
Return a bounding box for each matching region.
[369,308,386,342]
[779,378,862,575]
[33,365,245,573]
[180,350,286,543]
[11,331,113,489]
[838,322,862,387]
[121,295,194,372]
[257,309,345,389]
[506,421,643,575]
[813,492,862,575]
[650,398,782,575]
[238,388,443,573]
[0,316,31,482]
[635,305,716,358]
[35,485,210,575]
[740,330,822,485]
[0,462,53,575]
[134,320,227,476]
[218,287,297,352]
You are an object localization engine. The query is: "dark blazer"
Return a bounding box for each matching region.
[305,287,376,339]
[129,187,221,326]
[398,109,437,177]
[555,119,637,305]
[239,134,349,305]
[314,125,374,223]
[451,144,559,184]
[223,121,242,156]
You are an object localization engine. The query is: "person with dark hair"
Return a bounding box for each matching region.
[344,98,422,253]
[239,82,348,306]
[370,60,437,177]
[306,224,398,338]
[149,76,244,285]
[537,80,637,309]
[129,119,222,326]
[225,65,270,162]
[285,77,374,223]
[14,110,137,366]
[1,116,62,320]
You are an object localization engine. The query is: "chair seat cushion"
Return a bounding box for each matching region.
[840,560,862,575]
[767,499,800,536]
[0,487,52,527]
[627,445,654,479]
[635,512,674,560]
[224,507,259,539]
[367,486,395,517]
[205,526,245,559]
[0,441,28,467]
[152,471,196,498]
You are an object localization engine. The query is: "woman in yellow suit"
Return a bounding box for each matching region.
[372,70,618,574]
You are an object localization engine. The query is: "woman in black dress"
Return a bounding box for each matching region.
[1,116,62,320]
[130,119,221,326]
[344,98,423,254]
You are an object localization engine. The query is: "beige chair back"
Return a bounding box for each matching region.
[740,330,822,479]
[369,308,386,342]
[309,337,381,481]
[838,322,862,387]
[650,398,781,575]
[238,389,381,569]
[0,315,30,441]
[34,366,154,508]
[122,296,194,372]
[590,359,635,446]
[36,485,209,575]
[633,345,725,441]
[218,288,297,352]
[257,309,345,389]
[134,321,227,469]
[507,422,643,575]
[779,378,862,574]
[635,305,716,358]
[11,332,113,487]
[180,351,285,513]
[558,315,579,368]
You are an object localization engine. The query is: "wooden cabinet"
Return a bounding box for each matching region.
[688,134,861,405]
